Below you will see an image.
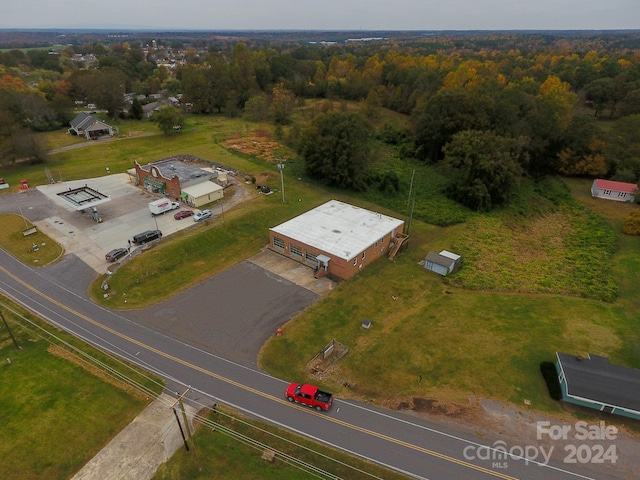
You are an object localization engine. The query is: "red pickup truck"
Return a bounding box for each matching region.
[285,382,334,411]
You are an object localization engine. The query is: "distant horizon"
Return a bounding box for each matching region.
[1,26,639,33]
[4,0,639,32]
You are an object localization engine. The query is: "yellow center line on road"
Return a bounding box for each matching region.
[2,265,519,480]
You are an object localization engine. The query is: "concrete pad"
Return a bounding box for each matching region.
[34,174,197,274]
[248,249,335,296]
[71,393,196,480]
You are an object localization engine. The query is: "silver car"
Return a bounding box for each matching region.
[193,209,213,222]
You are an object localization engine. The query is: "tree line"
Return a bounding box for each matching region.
[1,31,639,211]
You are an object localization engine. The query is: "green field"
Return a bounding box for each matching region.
[153,407,408,480]
[0,299,161,480]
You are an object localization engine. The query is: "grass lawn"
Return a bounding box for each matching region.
[258,218,636,406]
[23,114,636,421]
[0,214,63,266]
[154,407,408,480]
[0,299,161,480]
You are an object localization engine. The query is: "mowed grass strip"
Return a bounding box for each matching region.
[154,407,409,480]
[0,300,158,480]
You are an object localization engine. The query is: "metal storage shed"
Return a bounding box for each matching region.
[424,250,461,276]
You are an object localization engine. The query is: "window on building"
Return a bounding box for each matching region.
[305,252,317,264]
[353,258,357,266]
[273,237,285,249]
[290,244,302,258]
[361,251,366,260]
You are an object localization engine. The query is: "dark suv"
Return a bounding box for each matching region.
[132,230,162,245]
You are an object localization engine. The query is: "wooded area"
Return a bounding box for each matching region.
[1,30,639,211]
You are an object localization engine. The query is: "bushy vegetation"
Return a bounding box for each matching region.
[623,210,640,235]
[2,30,640,207]
[448,177,620,302]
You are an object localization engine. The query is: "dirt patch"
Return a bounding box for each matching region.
[307,340,349,375]
[397,397,482,422]
[222,136,290,163]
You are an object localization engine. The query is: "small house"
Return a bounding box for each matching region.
[69,113,115,139]
[142,101,162,118]
[424,250,462,276]
[556,352,640,421]
[591,179,638,203]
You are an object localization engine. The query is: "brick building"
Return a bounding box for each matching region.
[269,200,406,280]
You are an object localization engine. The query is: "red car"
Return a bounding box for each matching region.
[285,383,334,411]
[174,210,194,220]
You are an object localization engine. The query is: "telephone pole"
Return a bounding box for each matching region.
[277,159,286,203]
[172,387,200,471]
[0,308,20,350]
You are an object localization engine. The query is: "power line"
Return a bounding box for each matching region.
[0,300,391,479]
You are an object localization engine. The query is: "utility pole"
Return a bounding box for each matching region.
[172,407,190,452]
[173,387,200,471]
[277,159,285,203]
[0,308,20,350]
[405,169,415,234]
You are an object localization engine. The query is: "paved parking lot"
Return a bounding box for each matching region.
[2,174,335,366]
[34,174,199,272]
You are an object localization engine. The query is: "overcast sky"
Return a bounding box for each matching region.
[2,0,639,31]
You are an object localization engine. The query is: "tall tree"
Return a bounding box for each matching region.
[299,111,375,191]
[412,88,494,162]
[606,114,640,182]
[154,106,185,135]
[270,83,296,125]
[443,130,525,211]
[130,97,143,120]
[583,78,617,117]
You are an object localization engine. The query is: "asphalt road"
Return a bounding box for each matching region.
[0,248,623,480]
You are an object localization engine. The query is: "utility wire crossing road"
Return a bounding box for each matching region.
[0,250,618,480]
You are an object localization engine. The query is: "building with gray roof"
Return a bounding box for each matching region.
[556,352,640,421]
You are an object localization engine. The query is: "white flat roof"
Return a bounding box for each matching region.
[439,250,461,261]
[270,200,404,261]
[181,181,223,198]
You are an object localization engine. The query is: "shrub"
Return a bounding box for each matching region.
[622,210,640,235]
[540,361,562,401]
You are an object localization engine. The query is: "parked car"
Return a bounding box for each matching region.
[174,210,194,220]
[132,230,162,245]
[105,247,128,262]
[193,209,212,222]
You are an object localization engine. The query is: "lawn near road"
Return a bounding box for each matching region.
[258,176,640,422]
[0,299,159,480]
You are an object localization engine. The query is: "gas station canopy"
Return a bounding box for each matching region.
[56,185,111,211]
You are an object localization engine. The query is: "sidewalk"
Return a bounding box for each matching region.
[71,393,196,480]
